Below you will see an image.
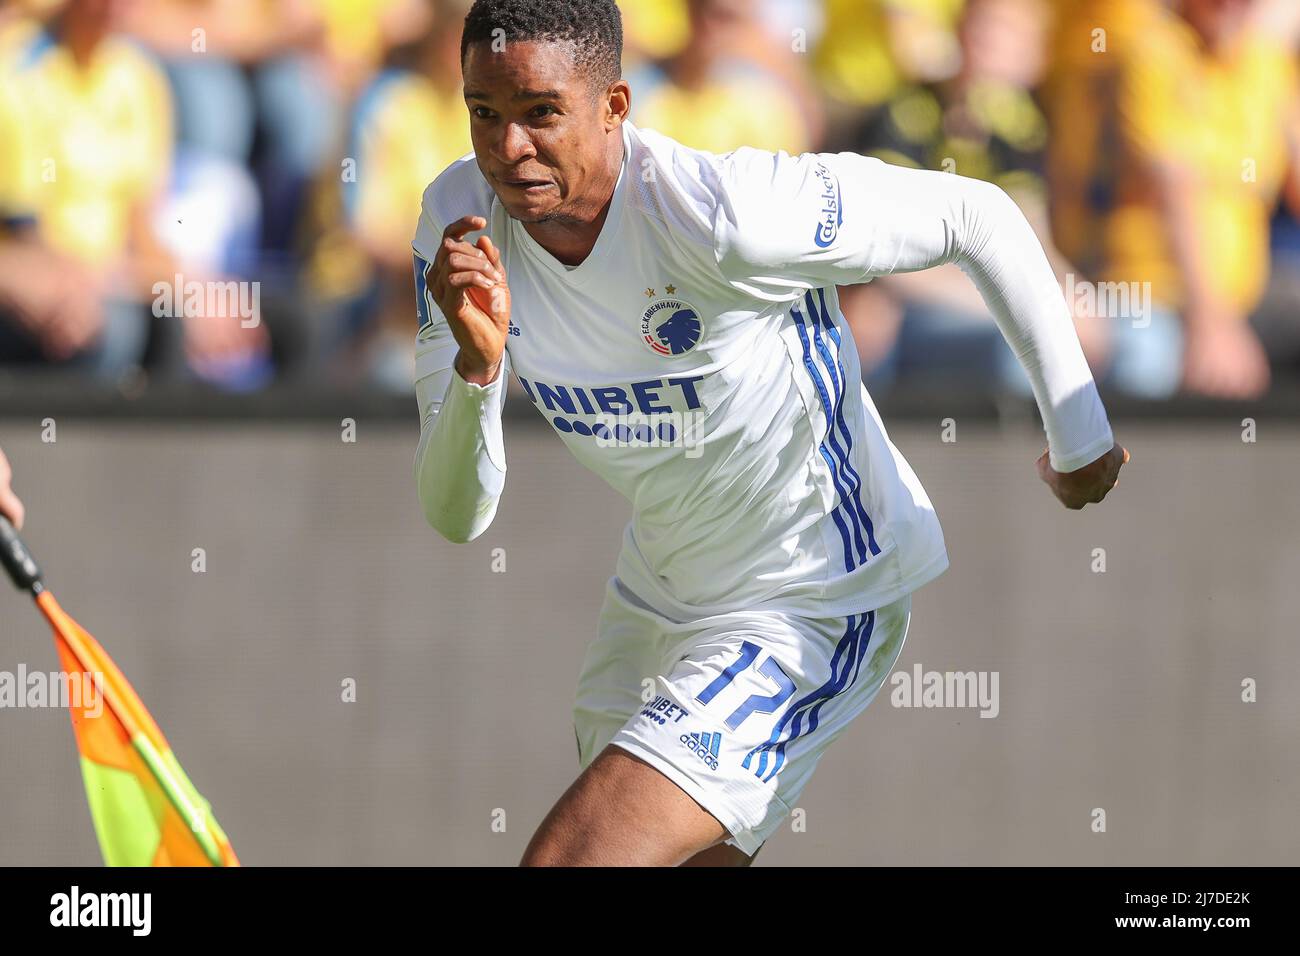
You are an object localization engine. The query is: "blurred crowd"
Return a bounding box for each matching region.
[1,0,1299,400]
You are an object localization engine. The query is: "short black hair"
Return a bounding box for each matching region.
[461,0,623,90]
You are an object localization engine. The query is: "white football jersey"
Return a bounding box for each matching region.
[412,121,1112,620]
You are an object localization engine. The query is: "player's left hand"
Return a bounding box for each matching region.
[1036,442,1128,511]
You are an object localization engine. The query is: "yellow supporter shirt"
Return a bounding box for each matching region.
[354,72,473,258]
[633,69,810,155]
[814,0,965,109]
[0,17,41,223]
[1047,0,1297,312]
[1,27,172,263]
[317,0,413,74]
[619,0,689,62]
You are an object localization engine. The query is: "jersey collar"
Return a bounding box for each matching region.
[509,122,631,284]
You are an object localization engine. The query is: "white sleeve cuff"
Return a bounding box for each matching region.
[1047,422,1115,474]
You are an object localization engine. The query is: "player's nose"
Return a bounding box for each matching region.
[495,121,538,165]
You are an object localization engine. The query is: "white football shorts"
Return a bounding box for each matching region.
[573,575,913,856]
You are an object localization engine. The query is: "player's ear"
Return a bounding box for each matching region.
[603,79,630,130]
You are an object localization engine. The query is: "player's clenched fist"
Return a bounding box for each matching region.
[1037,442,1129,511]
[429,215,511,387]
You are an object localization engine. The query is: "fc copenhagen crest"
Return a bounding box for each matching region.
[640,288,704,357]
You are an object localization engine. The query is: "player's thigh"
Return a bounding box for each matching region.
[521,745,730,866]
[572,577,675,769]
[609,593,913,856]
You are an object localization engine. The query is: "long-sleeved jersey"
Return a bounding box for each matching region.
[413,121,1113,620]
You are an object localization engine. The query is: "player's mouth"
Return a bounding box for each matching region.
[499,177,555,194]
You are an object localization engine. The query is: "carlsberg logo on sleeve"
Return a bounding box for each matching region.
[812,162,844,249]
[50,886,151,936]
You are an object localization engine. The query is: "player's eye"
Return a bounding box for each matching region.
[470,106,495,120]
[528,105,557,120]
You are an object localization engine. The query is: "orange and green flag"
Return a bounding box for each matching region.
[2,516,238,867]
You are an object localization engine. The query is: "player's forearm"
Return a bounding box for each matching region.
[849,161,1111,469]
[414,362,507,544]
[925,173,1113,471]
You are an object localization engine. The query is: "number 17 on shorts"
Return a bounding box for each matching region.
[608,594,912,854]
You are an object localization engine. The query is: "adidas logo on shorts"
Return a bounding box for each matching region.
[679,731,722,771]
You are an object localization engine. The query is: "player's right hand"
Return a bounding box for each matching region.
[429,215,511,387]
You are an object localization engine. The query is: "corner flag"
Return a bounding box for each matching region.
[1,516,238,867]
